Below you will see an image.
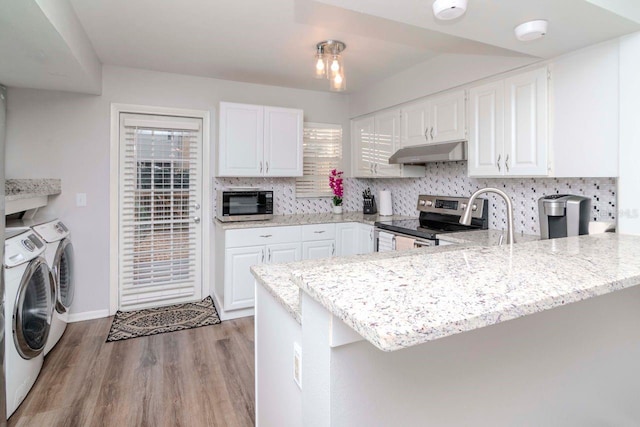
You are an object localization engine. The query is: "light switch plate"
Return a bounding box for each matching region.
[293,342,302,389]
[76,193,87,207]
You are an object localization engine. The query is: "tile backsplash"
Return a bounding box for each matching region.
[214,161,617,236]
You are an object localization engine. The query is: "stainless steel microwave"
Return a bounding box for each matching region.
[216,190,274,222]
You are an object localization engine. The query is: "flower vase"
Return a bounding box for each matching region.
[332,205,343,215]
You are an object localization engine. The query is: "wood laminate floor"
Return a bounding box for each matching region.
[9,316,255,427]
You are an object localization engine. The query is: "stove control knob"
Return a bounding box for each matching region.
[419,200,426,206]
[472,204,478,211]
[425,200,433,207]
[460,203,467,210]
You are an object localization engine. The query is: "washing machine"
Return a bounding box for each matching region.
[8,219,74,356]
[4,228,53,418]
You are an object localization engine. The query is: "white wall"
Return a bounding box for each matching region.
[348,53,538,118]
[618,32,640,235]
[5,65,349,317]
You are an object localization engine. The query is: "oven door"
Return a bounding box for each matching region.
[374,228,438,252]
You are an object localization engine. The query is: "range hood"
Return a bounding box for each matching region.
[388,141,466,165]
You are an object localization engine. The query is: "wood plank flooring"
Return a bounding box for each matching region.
[8,316,255,427]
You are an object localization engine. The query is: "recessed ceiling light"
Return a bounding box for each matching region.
[514,20,548,41]
[432,0,468,21]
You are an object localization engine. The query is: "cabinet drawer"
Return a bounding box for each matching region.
[302,223,336,241]
[226,226,301,248]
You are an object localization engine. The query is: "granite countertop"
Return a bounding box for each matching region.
[286,233,640,352]
[5,179,62,201]
[438,229,540,246]
[216,212,413,230]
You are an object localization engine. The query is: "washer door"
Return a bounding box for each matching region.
[53,238,74,313]
[13,257,52,359]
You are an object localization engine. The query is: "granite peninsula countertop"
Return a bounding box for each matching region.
[286,233,640,351]
[5,179,61,201]
[216,212,412,230]
[438,229,540,246]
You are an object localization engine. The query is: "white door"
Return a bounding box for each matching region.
[119,113,203,310]
[373,110,401,177]
[430,90,466,143]
[468,81,504,177]
[357,224,375,254]
[267,242,301,264]
[352,116,375,177]
[218,102,264,177]
[224,246,263,310]
[401,101,430,147]
[264,107,303,177]
[302,240,335,260]
[504,68,549,176]
[336,223,359,256]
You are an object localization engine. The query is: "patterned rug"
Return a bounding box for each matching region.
[106,296,221,342]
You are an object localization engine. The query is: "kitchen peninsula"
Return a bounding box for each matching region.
[252,233,640,426]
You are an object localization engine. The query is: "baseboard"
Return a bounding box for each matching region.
[68,309,111,323]
[210,290,254,321]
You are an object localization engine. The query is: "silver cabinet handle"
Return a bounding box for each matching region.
[370,163,373,173]
[314,230,325,234]
[430,127,434,140]
[505,154,510,172]
[260,161,263,173]
[261,249,265,263]
[259,234,272,238]
[266,161,269,173]
[193,216,200,224]
[268,248,271,262]
[497,154,501,172]
[331,243,335,255]
[374,163,378,174]
[424,127,429,142]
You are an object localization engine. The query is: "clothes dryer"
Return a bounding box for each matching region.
[4,229,52,418]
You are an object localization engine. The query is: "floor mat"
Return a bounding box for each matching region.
[106,296,221,342]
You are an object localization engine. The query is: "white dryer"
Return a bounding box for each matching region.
[8,219,74,355]
[4,229,53,418]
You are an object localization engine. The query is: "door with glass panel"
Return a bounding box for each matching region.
[118,113,203,310]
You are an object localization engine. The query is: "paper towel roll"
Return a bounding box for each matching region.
[378,190,393,216]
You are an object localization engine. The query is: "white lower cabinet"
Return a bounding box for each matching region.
[337,223,374,256]
[302,240,335,260]
[358,224,375,254]
[224,246,264,311]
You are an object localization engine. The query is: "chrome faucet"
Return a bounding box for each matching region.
[460,187,514,245]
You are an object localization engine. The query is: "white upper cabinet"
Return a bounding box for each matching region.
[401,90,466,147]
[352,110,424,178]
[218,102,303,177]
[468,67,548,177]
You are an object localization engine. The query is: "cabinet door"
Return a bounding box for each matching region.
[468,81,504,177]
[504,68,548,176]
[264,107,303,177]
[401,101,430,148]
[352,116,375,177]
[302,240,335,260]
[224,245,264,310]
[218,102,264,177]
[429,90,466,144]
[373,110,402,177]
[336,223,359,256]
[267,242,301,264]
[357,224,374,254]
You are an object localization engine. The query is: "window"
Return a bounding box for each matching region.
[296,123,343,198]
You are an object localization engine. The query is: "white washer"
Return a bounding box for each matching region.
[4,229,53,418]
[8,219,74,355]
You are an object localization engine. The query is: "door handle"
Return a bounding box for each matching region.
[193,216,201,224]
[430,127,434,140]
[505,154,510,172]
[497,154,501,172]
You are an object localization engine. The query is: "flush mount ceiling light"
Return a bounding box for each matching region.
[514,20,548,41]
[314,40,346,92]
[432,0,468,21]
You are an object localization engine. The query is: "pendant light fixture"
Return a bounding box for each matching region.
[314,40,346,92]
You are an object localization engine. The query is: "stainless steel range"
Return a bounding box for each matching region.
[374,195,488,250]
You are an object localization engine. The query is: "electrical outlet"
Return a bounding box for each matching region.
[76,193,87,207]
[293,342,302,389]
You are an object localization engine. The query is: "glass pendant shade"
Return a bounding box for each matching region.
[330,68,346,92]
[314,52,327,79]
[329,55,341,79]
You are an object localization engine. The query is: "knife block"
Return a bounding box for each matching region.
[363,196,377,214]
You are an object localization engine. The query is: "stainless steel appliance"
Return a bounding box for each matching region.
[0,84,7,425]
[538,194,591,239]
[216,189,273,222]
[374,195,488,250]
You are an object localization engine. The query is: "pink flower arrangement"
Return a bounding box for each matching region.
[329,169,344,206]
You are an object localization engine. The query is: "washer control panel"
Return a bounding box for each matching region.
[32,220,70,243]
[5,231,46,268]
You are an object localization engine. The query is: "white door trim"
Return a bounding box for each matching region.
[109,103,211,315]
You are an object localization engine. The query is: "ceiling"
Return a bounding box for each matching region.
[2,0,640,95]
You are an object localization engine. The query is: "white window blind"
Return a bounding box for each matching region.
[296,122,343,198]
[119,114,203,310]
